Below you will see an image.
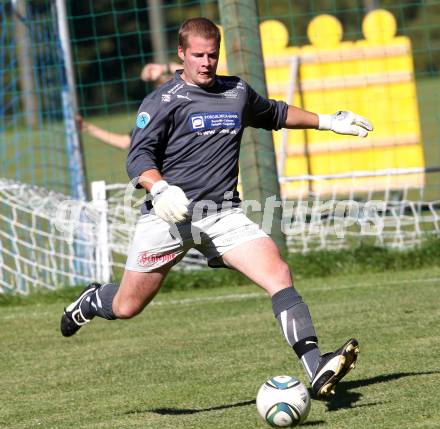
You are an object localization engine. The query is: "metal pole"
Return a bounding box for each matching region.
[12,0,37,128]
[91,181,111,284]
[279,57,299,177]
[148,0,168,65]
[363,0,380,12]
[56,0,88,200]
[297,64,313,195]
[218,0,286,251]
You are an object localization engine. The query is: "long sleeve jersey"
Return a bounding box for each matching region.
[127,71,288,214]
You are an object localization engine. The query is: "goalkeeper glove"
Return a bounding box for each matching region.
[150,180,189,223]
[318,111,373,138]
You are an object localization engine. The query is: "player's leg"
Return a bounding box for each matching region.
[60,213,188,336]
[111,268,168,318]
[221,237,359,397]
[219,236,322,381]
[196,210,321,379]
[86,267,172,320]
[198,208,359,398]
[60,265,173,337]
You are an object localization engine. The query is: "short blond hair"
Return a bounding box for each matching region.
[178,17,221,51]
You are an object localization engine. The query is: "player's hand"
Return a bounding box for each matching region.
[150,180,189,223]
[75,115,85,131]
[140,63,167,81]
[75,115,92,134]
[318,111,373,138]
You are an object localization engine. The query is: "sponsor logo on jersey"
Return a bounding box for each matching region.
[188,112,240,132]
[222,89,239,99]
[136,112,151,129]
[161,94,171,103]
[191,115,205,129]
[237,81,245,91]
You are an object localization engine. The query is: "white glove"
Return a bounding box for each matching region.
[318,111,373,138]
[150,180,189,223]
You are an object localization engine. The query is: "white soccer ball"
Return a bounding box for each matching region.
[256,375,311,427]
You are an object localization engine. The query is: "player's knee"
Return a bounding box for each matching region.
[276,259,292,284]
[262,259,293,295]
[112,302,142,319]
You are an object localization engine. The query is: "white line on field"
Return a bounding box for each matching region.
[1,276,439,320]
[151,276,440,307]
[151,292,264,307]
[305,276,440,293]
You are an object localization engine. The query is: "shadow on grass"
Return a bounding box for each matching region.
[148,399,255,415]
[123,371,438,424]
[127,400,324,425]
[323,370,440,411]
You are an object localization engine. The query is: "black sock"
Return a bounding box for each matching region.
[80,283,118,320]
[272,287,321,380]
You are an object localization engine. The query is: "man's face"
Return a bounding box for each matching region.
[178,35,219,88]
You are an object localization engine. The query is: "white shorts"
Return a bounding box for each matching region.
[125,208,268,272]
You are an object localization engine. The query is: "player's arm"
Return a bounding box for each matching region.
[284,105,373,137]
[243,83,373,137]
[77,116,131,149]
[283,106,319,129]
[137,168,189,224]
[137,168,162,191]
[83,123,131,149]
[127,99,189,223]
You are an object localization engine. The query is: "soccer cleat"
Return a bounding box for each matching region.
[60,282,100,337]
[311,338,359,398]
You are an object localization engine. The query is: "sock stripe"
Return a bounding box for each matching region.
[95,289,103,308]
[272,287,321,381]
[291,318,299,342]
[280,311,292,347]
[80,283,118,320]
[301,356,313,379]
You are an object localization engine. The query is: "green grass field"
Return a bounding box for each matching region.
[1,267,440,428]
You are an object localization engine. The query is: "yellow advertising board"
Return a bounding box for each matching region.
[218,9,424,198]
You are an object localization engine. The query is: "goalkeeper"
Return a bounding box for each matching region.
[60,17,372,398]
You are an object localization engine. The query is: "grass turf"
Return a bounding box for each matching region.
[1,267,439,428]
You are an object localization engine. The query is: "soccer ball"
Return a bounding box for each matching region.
[256,375,311,427]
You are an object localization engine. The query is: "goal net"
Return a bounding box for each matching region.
[0,179,96,294]
[281,174,440,253]
[1,0,86,198]
[0,179,205,295]
[102,180,440,256]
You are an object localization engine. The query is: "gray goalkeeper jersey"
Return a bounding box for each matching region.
[127,71,288,214]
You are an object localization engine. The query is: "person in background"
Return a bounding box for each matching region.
[76,115,131,150]
[77,63,179,149]
[140,62,181,82]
